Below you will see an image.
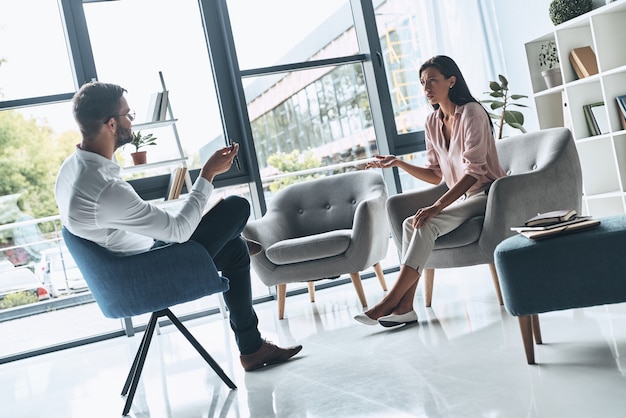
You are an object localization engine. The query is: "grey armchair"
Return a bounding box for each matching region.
[386,127,583,306]
[243,170,390,319]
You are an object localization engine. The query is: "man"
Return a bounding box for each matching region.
[55,81,302,371]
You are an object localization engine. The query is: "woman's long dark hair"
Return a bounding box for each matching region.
[419,55,493,129]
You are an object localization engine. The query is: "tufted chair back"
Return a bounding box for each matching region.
[265,170,387,239]
[243,170,390,319]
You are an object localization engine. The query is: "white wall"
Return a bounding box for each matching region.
[492,0,553,132]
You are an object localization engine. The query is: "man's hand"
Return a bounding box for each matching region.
[200,142,239,182]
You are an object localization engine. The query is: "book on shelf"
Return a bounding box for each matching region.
[158,90,169,121]
[523,209,578,227]
[165,166,187,201]
[569,46,598,79]
[515,218,601,240]
[589,102,609,135]
[583,103,602,136]
[617,94,626,131]
[145,92,161,123]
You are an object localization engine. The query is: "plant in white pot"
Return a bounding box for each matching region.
[129,130,157,165]
[539,40,562,89]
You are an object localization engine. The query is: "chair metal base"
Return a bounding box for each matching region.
[120,308,236,416]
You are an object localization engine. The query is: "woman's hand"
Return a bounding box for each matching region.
[412,202,443,229]
[366,154,398,169]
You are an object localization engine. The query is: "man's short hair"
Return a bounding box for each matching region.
[72,81,127,140]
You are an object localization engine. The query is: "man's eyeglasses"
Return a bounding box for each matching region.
[107,110,136,122]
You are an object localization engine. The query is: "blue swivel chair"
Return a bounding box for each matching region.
[62,228,236,416]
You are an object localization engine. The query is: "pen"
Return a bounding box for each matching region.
[228,138,241,171]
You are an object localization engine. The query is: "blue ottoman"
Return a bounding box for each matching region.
[494,214,626,364]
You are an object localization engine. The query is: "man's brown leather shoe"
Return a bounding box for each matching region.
[240,341,303,371]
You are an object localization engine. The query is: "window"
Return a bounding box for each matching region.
[227,0,357,72]
[84,0,223,171]
[0,0,506,362]
[0,0,74,101]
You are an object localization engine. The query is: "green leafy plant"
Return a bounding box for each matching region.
[481,74,529,139]
[267,149,321,192]
[129,130,157,153]
[0,291,38,309]
[549,0,592,25]
[539,40,560,70]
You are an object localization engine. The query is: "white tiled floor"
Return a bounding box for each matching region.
[3,265,626,417]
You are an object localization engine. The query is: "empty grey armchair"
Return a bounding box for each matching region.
[243,170,390,319]
[386,128,583,306]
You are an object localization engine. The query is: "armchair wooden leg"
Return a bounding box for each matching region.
[277,284,287,320]
[373,262,387,291]
[349,272,368,307]
[424,268,434,307]
[488,263,504,305]
[307,281,316,303]
[518,315,536,364]
[531,314,542,344]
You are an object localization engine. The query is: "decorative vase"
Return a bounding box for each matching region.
[541,67,562,89]
[131,151,147,165]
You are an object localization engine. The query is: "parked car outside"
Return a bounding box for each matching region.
[0,260,50,304]
[35,247,88,297]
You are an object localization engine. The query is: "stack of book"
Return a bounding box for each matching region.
[616,94,626,132]
[583,102,609,136]
[145,90,170,123]
[511,209,600,240]
[165,166,187,201]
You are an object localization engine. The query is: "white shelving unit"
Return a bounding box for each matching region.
[524,0,626,217]
[120,71,192,199]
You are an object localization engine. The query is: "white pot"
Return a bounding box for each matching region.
[541,67,562,89]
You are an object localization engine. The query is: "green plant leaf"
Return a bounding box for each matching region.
[489,91,504,98]
[508,122,527,133]
[503,110,525,126]
[489,81,501,91]
[510,94,528,100]
[498,74,509,88]
[490,102,505,110]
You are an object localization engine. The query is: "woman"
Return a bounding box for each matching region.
[355,55,507,327]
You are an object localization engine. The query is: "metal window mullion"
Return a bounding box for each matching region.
[350,0,400,195]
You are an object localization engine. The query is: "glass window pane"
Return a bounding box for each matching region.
[84,0,223,170]
[227,0,358,70]
[0,0,74,100]
[375,0,498,136]
[245,63,377,199]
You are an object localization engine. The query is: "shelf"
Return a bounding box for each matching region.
[121,157,188,174]
[525,1,626,217]
[132,118,178,130]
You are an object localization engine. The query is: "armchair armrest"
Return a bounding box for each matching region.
[243,210,289,249]
[481,165,582,253]
[386,183,448,248]
[346,188,390,265]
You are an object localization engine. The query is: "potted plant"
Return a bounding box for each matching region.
[481,74,529,139]
[549,0,592,25]
[129,130,157,165]
[539,40,562,89]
